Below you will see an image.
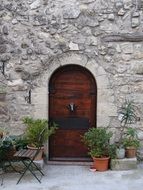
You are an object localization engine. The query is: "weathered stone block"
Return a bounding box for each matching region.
[115,1,123,9]
[110,158,137,170]
[59,53,87,67]
[69,41,79,51]
[63,5,80,19]
[2,26,8,35]
[120,43,133,54]
[131,61,143,74]
[103,33,143,42]
[89,36,98,46]
[118,8,126,16]
[97,115,110,128]
[0,5,4,11]
[0,55,10,62]
[0,45,7,53]
[137,131,143,140]
[0,36,5,45]
[30,0,41,10]
[96,75,110,88]
[108,14,115,21]
[132,17,140,28]
[80,0,95,3]
[121,54,131,61]
[97,103,117,117]
[12,19,18,25]
[8,79,24,87]
[132,11,140,17]
[80,16,99,27]
[15,66,24,72]
[0,93,6,102]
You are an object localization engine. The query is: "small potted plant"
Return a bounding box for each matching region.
[82,127,114,171]
[23,117,58,160]
[0,131,16,160]
[123,128,140,158]
[116,100,139,159]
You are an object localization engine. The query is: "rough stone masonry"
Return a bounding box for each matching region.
[0,0,143,158]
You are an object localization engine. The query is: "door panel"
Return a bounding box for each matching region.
[51,130,88,158]
[49,65,96,160]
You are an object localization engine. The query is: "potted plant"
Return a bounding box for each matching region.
[14,135,29,151]
[23,117,58,160]
[82,127,114,171]
[115,141,125,159]
[123,128,140,158]
[116,100,139,159]
[0,132,16,160]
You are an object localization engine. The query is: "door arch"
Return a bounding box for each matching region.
[49,65,97,161]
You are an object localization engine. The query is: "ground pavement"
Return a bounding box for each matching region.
[1,164,143,190]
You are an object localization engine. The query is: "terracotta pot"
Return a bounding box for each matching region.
[125,147,137,158]
[27,145,44,160]
[93,157,110,171]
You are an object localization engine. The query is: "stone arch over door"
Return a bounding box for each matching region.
[33,53,116,127]
[32,53,117,158]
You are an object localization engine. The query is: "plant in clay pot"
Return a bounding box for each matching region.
[123,128,140,158]
[0,131,16,160]
[116,100,140,159]
[23,117,58,160]
[82,127,115,171]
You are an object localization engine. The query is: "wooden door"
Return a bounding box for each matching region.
[49,65,97,161]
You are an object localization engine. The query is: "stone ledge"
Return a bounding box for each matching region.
[110,158,137,170]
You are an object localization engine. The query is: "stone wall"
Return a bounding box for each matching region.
[0,0,143,154]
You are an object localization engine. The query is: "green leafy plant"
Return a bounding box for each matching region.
[11,135,29,150]
[82,127,113,158]
[0,135,16,160]
[123,128,140,148]
[108,144,117,159]
[118,100,139,145]
[23,117,58,147]
[119,100,138,126]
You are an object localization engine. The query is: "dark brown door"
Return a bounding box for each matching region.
[49,65,97,161]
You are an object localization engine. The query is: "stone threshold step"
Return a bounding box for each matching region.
[110,157,137,170]
[47,161,92,166]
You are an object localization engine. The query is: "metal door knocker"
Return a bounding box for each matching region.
[67,103,77,113]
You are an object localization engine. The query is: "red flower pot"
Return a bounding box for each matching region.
[93,157,110,171]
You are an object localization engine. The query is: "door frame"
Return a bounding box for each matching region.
[48,64,97,160]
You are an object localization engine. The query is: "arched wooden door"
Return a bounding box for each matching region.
[49,65,97,161]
